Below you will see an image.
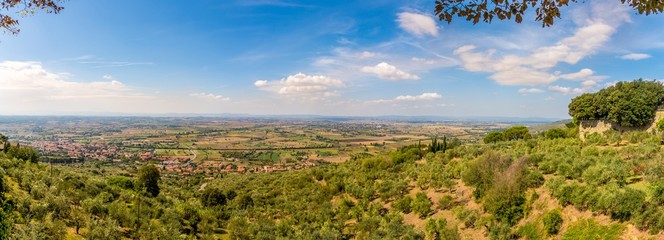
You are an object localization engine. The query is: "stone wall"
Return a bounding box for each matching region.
[578,110,664,140]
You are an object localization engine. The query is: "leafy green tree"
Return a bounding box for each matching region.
[569,93,601,122]
[428,135,448,153]
[227,216,251,240]
[1,0,64,34]
[503,126,531,141]
[411,192,432,218]
[138,164,160,197]
[483,131,504,144]
[434,0,664,27]
[425,218,460,240]
[392,195,413,213]
[545,128,567,139]
[68,207,86,235]
[569,80,664,127]
[200,187,227,207]
[6,144,39,163]
[543,209,563,235]
[85,218,122,240]
[610,188,645,221]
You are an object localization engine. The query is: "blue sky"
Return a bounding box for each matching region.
[1,0,663,118]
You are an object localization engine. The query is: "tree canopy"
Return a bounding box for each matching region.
[1,0,63,34]
[434,0,664,27]
[568,80,664,127]
[138,164,161,197]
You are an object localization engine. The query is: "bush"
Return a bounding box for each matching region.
[503,126,532,141]
[545,128,567,139]
[610,188,645,221]
[200,187,227,207]
[517,220,546,240]
[438,194,455,210]
[411,192,432,218]
[542,209,563,235]
[562,219,623,240]
[584,133,607,146]
[392,195,413,213]
[657,118,664,133]
[425,218,460,240]
[484,131,504,144]
[626,131,650,144]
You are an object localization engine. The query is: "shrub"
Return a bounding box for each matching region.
[542,209,563,235]
[626,131,650,144]
[562,219,623,240]
[545,128,567,139]
[425,218,460,240]
[484,131,504,144]
[438,194,454,210]
[411,192,432,218]
[657,118,664,133]
[503,126,532,141]
[610,188,645,221]
[392,195,412,213]
[584,133,607,146]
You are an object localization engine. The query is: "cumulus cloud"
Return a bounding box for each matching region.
[0,61,146,100]
[190,92,230,101]
[518,88,544,94]
[368,92,442,104]
[0,61,161,114]
[620,53,651,60]
[361,62,420,80]
[453,2,629,86]
[254,73,344,100]
[397,12,438,37]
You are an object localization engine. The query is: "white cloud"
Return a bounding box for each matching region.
[548,85,588,95]
[0,61,146,100]
[397,12,438,38]
[452,2,629,86]
[620,53,651,60]
[559,68,594,80]
[189,92,230,101]
[395,92,442,101]
[368,92,442,104]
[254,73,344,100]
[0,61,167,114]
[518,88,544,94]
[361,62,420,80]
[254,80,268,87]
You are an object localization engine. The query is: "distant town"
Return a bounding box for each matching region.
[0,116,511,176]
